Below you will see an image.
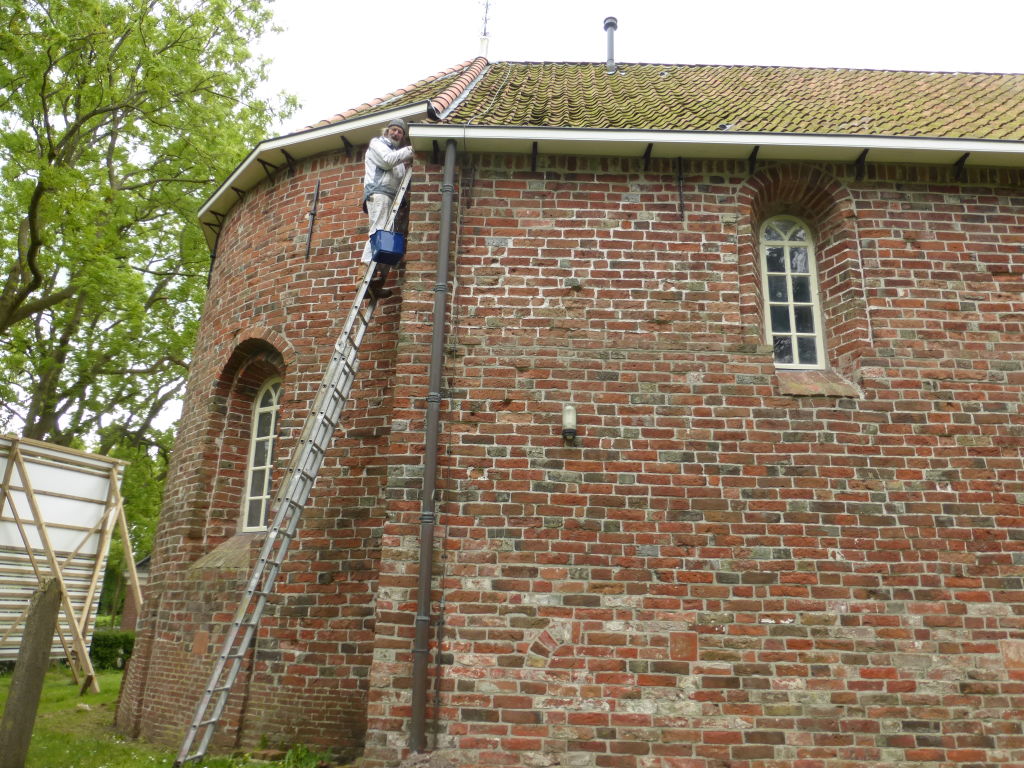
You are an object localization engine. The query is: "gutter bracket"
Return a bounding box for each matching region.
[432,140,441,166]
[642,143,653,172]
[954,152,970,182]
[855,149,869,182]
[230,187,245,202]
[748,146,760,176]
[342,136,355,159]
[203,212,225,236]
[280,149,297,176]
[257,158,279,182]
[531,141,538,173]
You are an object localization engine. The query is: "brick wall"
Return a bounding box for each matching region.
[120,146,1024,767]
[116,150,406,759]
[362,155,1024,767]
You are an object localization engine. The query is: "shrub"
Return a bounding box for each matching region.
[93,614,117,629]
[89,631,135,670]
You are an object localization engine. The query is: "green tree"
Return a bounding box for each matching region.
[97,428,172,618]
[0,0,291,449]
[0,0,292,574]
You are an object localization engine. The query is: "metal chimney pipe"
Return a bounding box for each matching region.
[604,17,618,74]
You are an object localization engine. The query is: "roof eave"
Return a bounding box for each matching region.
[200,117,1024,250]
[197,102,431,248]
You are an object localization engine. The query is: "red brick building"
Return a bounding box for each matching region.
[117,58,1024,767]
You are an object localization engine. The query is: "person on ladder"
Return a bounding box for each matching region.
[361,118,413,296]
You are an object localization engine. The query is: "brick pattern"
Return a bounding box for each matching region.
[120,146,1024,768]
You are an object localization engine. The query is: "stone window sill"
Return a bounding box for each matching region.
[775,369,860,397]
[189,532,259,571]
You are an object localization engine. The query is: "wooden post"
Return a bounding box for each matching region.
[113,470,144,618]
[0,578,62,768]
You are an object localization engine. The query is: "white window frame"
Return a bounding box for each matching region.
[242,379,281,531]
[760,216,826,370]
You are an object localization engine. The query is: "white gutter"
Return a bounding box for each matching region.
[408,124,1024,164]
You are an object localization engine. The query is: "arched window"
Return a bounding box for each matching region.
[761,216,826,369]
[242,379,281,530]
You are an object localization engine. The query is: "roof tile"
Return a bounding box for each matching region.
[440,62,1024,140]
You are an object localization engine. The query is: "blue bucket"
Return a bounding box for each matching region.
[370,230,406,265]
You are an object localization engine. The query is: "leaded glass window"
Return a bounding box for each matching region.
[242,379,281,530]
[761,217,825,369]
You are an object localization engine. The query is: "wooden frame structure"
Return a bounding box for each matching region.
[0,435,139,693]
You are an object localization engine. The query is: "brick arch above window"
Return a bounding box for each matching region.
[736,164,870,377]
[199,339,288,542]
[231,327,296,373]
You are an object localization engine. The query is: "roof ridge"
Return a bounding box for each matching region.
[428,57,489,119]
[489,60,1024,77]
[306,59,481,130]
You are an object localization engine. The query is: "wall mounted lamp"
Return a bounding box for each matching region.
[561,404,577,444]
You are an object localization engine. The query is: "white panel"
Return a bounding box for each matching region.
[0,546,101,659]
[0,437,124,660]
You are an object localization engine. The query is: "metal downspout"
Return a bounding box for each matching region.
[410,138,458,752]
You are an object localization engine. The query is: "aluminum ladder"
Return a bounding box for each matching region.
[174,171,411,766]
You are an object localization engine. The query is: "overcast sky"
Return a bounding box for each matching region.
[256,0,1023,135]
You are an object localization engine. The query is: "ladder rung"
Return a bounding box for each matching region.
[301,438,329,456]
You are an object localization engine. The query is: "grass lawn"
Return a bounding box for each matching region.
[0,667,331,767]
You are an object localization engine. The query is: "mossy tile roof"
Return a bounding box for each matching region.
[440,62,1024,140]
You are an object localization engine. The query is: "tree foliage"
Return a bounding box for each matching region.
[98,428,172,616]
[0,0,289,450]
